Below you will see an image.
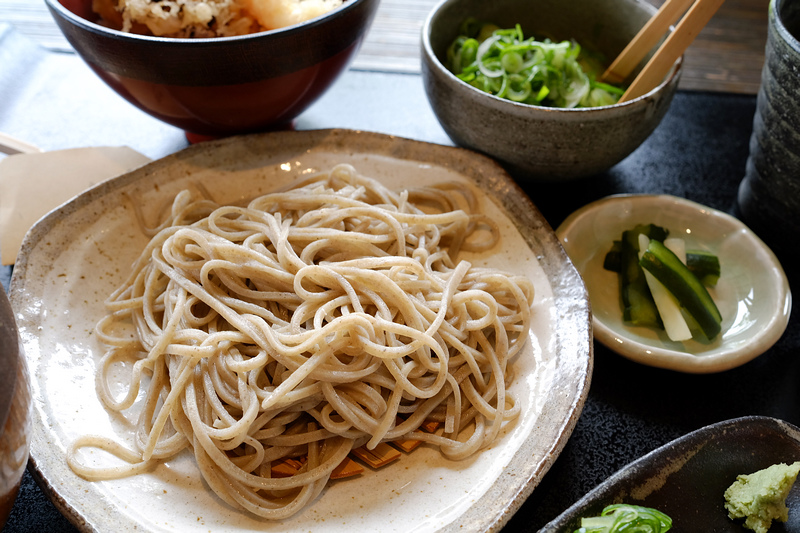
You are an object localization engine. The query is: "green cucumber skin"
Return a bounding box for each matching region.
[686,250,721,287]
[603,241,622,272]
[620,230,661,328]
[607,244,722,289]
[640,240,722,339]
[604,225,668,274]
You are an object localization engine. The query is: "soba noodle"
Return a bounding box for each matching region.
[67,163,535,519]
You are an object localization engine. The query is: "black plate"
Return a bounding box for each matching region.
[541,416,800,532]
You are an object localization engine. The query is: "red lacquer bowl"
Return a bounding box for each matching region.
[45,0,379,137]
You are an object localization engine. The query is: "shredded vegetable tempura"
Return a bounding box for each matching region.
[92,0,343,37]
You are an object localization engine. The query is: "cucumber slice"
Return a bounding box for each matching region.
[620,228,661,328]
[604,224,668,273]
[639,240,723,340]
[686,250,721,287]
[603,240,622,272]
[639,235,692,341]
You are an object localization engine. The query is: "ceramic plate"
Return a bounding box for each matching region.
[556,194,791,373]
[10,129,592,533]
[541,416,800,532]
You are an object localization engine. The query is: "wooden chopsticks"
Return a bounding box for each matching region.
[607,0,727,104]
[601,0,695,85]
[0,132,42,155]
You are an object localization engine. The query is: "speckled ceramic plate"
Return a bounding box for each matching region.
[541,416,800,532]
[556,194,791,374]
[9,129,592,533]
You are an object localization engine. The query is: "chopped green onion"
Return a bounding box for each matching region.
[501,51,524,73]
[445,19,624,108]
[592,81,625,95]
[574,504,673,533]
[506,73,532,101]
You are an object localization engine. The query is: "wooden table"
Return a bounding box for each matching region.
[0,0,770,94]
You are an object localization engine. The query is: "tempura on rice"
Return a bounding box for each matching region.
[92,0,343,37]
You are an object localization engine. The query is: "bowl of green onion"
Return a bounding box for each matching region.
[421,0,682,181]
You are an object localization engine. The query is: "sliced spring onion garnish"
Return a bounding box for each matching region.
[574,504,673,533]
[445,18,624,108]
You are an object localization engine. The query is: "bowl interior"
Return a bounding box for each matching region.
[427,0,657,85]
[59,0,94,23]
[778,0,800,45]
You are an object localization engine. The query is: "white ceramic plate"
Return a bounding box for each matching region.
[10,129,592,533]
[556,194,791,374]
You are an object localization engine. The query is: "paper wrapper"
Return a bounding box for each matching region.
[0,146,151,265]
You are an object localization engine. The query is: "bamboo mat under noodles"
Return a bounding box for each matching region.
[0,0,769,94]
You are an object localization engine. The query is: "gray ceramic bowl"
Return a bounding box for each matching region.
[421,0,682,181]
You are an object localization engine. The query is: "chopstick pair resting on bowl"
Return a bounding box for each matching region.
[608,0,726,102]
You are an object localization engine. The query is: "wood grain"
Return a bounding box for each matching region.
[621,0,728,102]
[653,0,769,93]
[602,0,695,84]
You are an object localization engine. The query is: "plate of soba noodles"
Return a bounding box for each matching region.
[8,129,591,532]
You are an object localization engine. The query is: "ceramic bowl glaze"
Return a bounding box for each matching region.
[45,0,378,138]
[0,284,31,528]
[421,0,682,181]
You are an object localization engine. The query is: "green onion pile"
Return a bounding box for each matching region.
[445,19,624,108]
[574,504,673,533]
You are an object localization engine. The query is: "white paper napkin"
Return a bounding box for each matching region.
[0,146,151,265]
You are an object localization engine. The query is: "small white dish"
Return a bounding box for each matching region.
[556,194,791,373]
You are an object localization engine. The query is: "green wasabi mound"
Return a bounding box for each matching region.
[724,461,800,533]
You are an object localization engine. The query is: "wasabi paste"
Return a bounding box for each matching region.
[724,461,800,533]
